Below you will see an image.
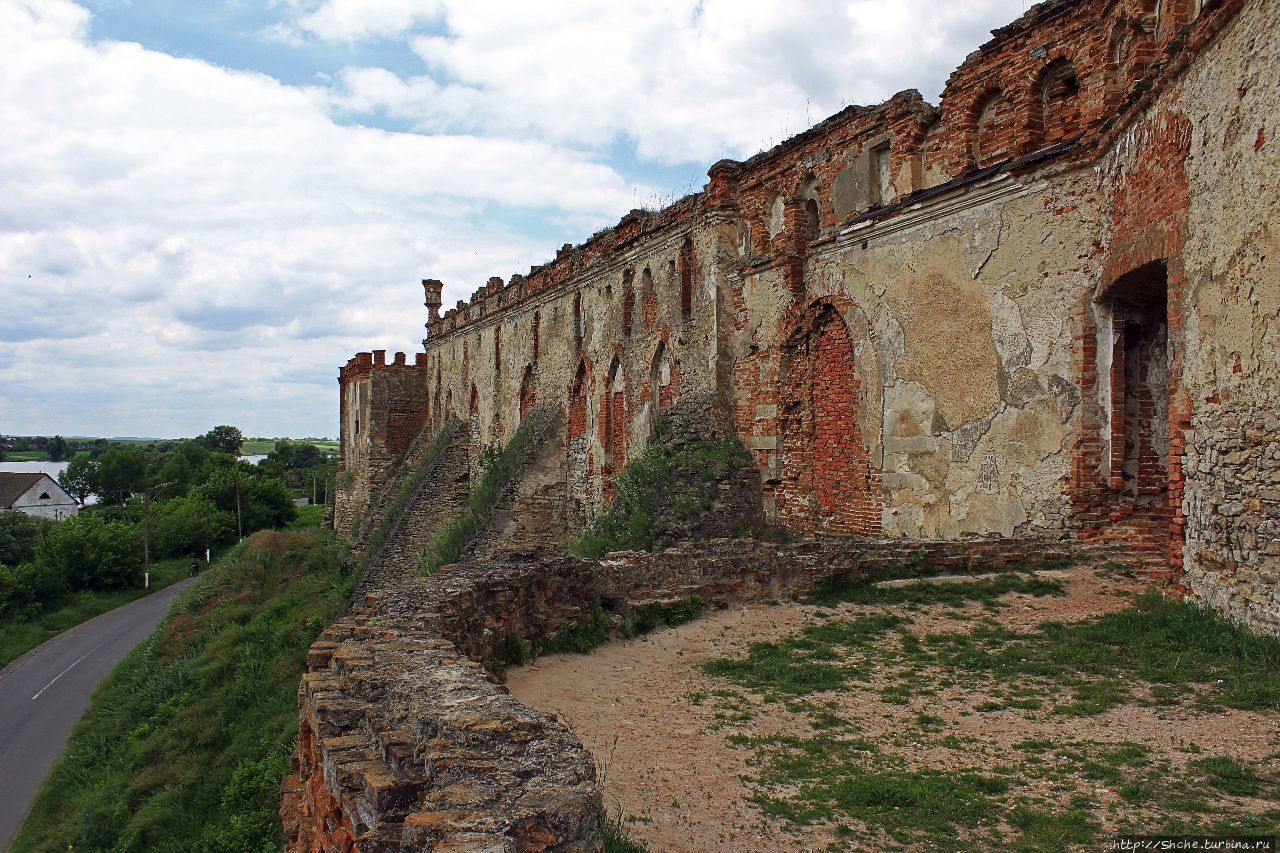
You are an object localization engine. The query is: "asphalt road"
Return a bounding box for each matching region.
[0,577,195,850]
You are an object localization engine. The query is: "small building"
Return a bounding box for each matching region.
[0,472,80,521]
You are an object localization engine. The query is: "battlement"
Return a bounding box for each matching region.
[419,0,1223,346]
[337,349,427,385]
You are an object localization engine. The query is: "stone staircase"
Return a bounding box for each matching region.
[352,421,472,598]
[349,419,460,550]
[463,406,567,559]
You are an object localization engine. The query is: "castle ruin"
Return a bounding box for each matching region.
[286,0,1280,847]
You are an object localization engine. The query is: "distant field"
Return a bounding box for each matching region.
[4,451,49,462]
[243,438,339,456]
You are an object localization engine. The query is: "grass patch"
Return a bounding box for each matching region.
[286,503,324,529]
[12,530,355,853]
[604,813,650,853]
[420,410,548,575]
[4,450,50,461]
[623,595,707,637]
[0,559,189,669]
[703,614,901,696]
[909,591,1280,715]
[568,424,752,558]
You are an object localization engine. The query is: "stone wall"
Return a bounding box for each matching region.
[333,0,1277,630]
[283,534,1087,850]
[335,350,430,534]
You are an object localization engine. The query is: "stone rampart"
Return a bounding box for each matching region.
[283,533,1092,850]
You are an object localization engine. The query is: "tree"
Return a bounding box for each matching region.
[192,467,296,535]
[0,509,54,566]
[37,512,142,591]
[149,496,235,558]
[96,448,148,504]
[59,452,100,503]
[157,452,194,497]
[197,425,245,456]
[47,435,68,462]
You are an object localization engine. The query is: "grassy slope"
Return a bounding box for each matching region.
[0,560,189,669]
[12,530,355,853]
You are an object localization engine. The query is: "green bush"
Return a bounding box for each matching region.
[0,509,54,566]
[0,562,66,621]
[569,428,752,558]
[37,512,143,591]
[148,496,236,558]
[192,467,297,534]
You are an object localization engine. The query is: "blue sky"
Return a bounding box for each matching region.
[1,0,1035,439]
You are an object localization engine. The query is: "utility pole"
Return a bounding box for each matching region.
[235,474,243,541]
[141,481,176,589]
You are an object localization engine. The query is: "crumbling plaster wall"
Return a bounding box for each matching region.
[1158,0,1280,634]
[732,168,1104,539]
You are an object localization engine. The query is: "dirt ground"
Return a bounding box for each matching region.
[505,562,1280,851]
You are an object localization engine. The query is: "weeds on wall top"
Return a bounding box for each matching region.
[419,407,551,576]
[568,422,753,558]
[356,422,455,571]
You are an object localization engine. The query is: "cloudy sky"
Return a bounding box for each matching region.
[2,0,1035,440]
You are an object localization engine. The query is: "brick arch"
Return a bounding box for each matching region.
[602,356,627,502]
[648,338,681,432]
[1026,57,1082,149]
[970,88,1017,168]
[567,359,593,519]
[776,301,881,535]
[519,365,536,421]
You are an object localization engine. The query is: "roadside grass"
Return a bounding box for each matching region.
[286,503,324,529]
[12,530,355,853]
[0,559,188,669]
[702,575,1280,849]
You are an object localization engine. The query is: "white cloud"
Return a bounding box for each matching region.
[0,0,647,437]
[315,0,1037,163]
[288,0,443,42]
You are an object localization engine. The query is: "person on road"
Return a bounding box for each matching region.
[190,556,200,577]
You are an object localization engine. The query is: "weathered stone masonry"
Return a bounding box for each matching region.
[298,0,1280,848]
[336,0,1279,633]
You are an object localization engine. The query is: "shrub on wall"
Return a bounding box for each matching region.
[568,426,752,559]
[420,408,551,575]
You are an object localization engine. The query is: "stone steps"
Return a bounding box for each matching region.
[353,424,472,598]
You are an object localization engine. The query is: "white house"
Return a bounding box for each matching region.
[0,472,80,521]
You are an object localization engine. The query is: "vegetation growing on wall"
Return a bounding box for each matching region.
[12,530,355,853]
[419,409,550,575]
[568,426,753,558]
[358,422,455,568]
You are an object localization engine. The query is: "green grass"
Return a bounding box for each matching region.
[238,439,276,455]
[4,450,51,461]
[0,559,189,669]
[706,582,1280,848]
[420,412,547,575]
[568,425,753,558]
[604,814,650,852]
[703,614,903,696]
[12,530,355,853]
[286,503,324,529]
